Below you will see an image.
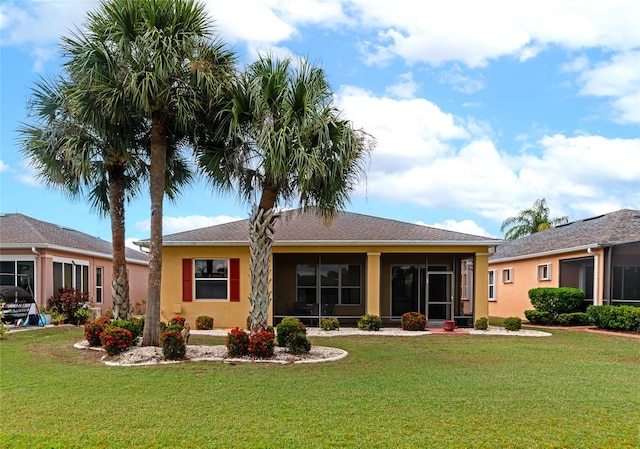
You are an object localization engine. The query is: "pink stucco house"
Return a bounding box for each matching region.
[0,213,148,315]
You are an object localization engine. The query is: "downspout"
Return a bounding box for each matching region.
[587,247,599,305]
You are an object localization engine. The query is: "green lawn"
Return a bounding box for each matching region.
[1,326,639,449]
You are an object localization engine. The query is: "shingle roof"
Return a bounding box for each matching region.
[162,208,500,245]
[492,209,640,260]
[0,213,148,263]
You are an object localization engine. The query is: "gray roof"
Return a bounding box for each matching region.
[161,208,500,246]
[492,209,640,261]
[0,213,148,263]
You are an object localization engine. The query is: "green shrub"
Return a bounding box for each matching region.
[320,317,340,331]
[528,287,585,319]
[276,317,307,347]
[225,327,250,357]
[159,329,186,360]
[101,326,133,356]
[503,317,522,331]
[358,314,382,331]
[588,305,640,332]
[84,316,111,347]
[73,307,91,325]
[401,312,426,331]
[248,330,275,358]
[111,317,145,342]
[195,315,214,330]
[524,309,553,325]
[286,332,311,354]
[474,317,488,330]
[557,312,591,326]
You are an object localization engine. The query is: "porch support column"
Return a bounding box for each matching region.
[474,252,490,319]
[366,252,381,316]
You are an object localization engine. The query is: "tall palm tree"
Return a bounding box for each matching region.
[66,0,235,346]
[500,198,569,240]
[198,55,374,332]
[18,75,148,320]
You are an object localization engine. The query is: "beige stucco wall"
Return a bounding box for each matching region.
[488,247,605,319]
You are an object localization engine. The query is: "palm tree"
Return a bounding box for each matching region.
[198,55,374,332]
[18,75,148,320]
[66,0,235,346]
[500,198,569,240]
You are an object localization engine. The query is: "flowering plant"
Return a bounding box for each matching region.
[401,312,426,331]
[249,330,275,358]
[84,316,112,347]
[168,316,186,327]
[159,329,186,360]
[100,326,133,356]
[195,315,214,330]
[225,327,250,357]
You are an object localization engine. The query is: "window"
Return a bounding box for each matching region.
[0,259,35,292]
[95,267,103,303]
[53,259,89,292]
[488,270,496,301]
[296,264,362,306]
[194,259,228,300]
[537,263,551,281]
[502,268,513,283]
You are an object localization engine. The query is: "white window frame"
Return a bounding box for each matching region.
[95,267,104,303]
[488,270,497,301]
[537,263,552,281]
[194,258,229,300]
[502,268,513,283]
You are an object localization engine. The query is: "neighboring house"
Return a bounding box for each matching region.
[489,209,640,318]
[142,208,501,329]
[0,213,149,315]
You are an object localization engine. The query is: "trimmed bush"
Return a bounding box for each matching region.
[587,305,640,332]
[195,315,214,330]
[249,330,276,358]
[225,327,250,357]
[401,312,426,331]
[524,309,553,325]
[111,317,145,342]
[320,317,340,331]
[84,316,112,347]
[503,317,522,331]
[276,317,307,347]
[159,329,186,360]
[357,314,382,331]
[557,312,591,327]
[48,288,90,325]
[286,332,311,354]
[474,317,489,330]
[168,316,186,327]
[528,287,585,319]
[101,326,133,356]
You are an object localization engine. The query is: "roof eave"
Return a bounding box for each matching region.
[1,243,149,265]
[490,243,611,263]
[151,239,502,247]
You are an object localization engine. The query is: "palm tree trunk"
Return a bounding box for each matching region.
[248,184,278,332]
[108,164,130,320]
[141,113,167,346]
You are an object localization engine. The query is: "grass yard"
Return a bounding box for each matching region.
[1,326,639,449]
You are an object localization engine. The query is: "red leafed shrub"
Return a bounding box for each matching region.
[101,326,133,356]
[249,330,275,358]
[195,315,214,330]
[401,312,426,331]
[225,327,250,357]
[48,288,90,325]
[168,316,186,327]
[84,316,112,347]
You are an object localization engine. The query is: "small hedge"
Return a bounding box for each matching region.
[357,314,382,331]
[320,317,340,331]
[503,317,522,331]
[249,330,276,358]
[524,309,553,325]
[528,287,585,318]
[401,312,426,331]
[276,317,307,347]
[587,305,640,332]
[101,326,133,356]
[195,315,214,330]
[225,327,250,357]
[84,316,112,347]
[159,329,186,360]
[474,317,488,330]
[557,312,591,327]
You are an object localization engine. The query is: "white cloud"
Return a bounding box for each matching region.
[0,159,8,172]
[439,65,485,94]
[576,51,640,123]
[134,215,242,235]
[417,219,494,238]
[385,72,419,99]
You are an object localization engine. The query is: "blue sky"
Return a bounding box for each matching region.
[1,0,639,248]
